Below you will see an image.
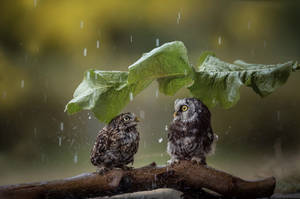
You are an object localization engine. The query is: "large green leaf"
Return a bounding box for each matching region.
[65,41,299,123]
[189,54,299,108]
[65,70,131,123]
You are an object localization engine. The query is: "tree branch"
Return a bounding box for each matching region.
[0,161,275,199]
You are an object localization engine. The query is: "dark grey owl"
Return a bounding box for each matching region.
[167,98,217,165]
[91,112,140,173]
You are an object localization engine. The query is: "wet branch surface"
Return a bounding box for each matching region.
[0,161,276,199]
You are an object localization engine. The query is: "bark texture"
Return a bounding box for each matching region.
[0,161,276,199]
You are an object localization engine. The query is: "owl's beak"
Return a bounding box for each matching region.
[135,117,140,122]
[173,112,178,118]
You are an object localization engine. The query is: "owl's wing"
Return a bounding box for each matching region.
[90,128,110,165]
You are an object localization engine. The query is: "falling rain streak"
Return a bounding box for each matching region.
[155,89,159,98]
[156,38,160,47]
[96,40,100,48]
[177,12,181,24]
[21,80,25,88]
[33,0,37,8]
[80,20,84,29]
[218,36,222,45]
[139,110,145,119]
[83,48,87,56]
[60,122,64,131]
[58,137,62,146]
[2,91,7,99]
[34,128,37,136]
[158,138,163,143]
[130,35,133,43]
[129,92,133,101]
[74,153,78,164]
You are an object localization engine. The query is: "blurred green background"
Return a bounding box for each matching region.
[0,0,299,193]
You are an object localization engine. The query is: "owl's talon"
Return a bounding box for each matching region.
[167,158,180,166]
[191,157,206,165]
[121,165,134,170]
[96,167,110,175]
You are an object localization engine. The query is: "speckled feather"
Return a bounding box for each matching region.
[167,98,216,165]
[91,112,140,169]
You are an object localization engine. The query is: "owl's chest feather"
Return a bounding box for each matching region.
[110,128,139,151]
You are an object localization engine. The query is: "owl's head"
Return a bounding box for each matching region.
[173,98,210,123]
[109,112,140,130]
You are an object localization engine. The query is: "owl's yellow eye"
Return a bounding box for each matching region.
[124,116,130,121]
[181,105,188,112]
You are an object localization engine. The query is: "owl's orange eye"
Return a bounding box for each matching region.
[181,105,188,112]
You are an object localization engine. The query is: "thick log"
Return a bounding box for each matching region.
[0,161,275,199]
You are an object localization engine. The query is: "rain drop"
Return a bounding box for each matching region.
[43,93,48,103]
[165,125,168,131]
[70,139,75,147]
[80,20,84,29]
[130,35,133,43]
[218,36,222,45]
[277,111,281,121]
[129,92,133,101]
[247,21,251,30]
[60,122,64,131]
[156,38,160,47]
[139,110,145,119]
[264,40,267,48]
[41,153,46,162]
[74,153,78,164]
[2,91,7,99]
[177,12,181,24]
[33,0,37,8]
[96,40,100,48]
[58,137,62,146]
[21,80,25,88]
[88,115,92,120]
[87,71,91,80]
[83,48,87,56]
[155,89,159,98]
[212,98,216,104]
[34,128,37,136]
[158,138,163,143]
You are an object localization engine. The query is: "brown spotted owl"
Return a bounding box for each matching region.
[167,98,217,165]
[91,112,140,172]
